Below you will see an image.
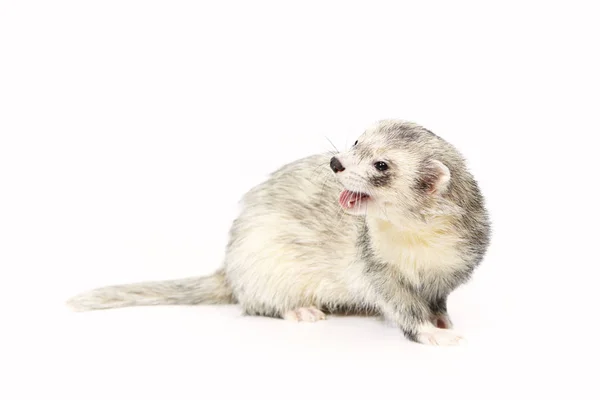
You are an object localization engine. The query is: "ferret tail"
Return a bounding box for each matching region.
[66,269,235,312]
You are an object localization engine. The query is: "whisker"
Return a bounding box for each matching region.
[324,136,339,154]
[309,161,330,178]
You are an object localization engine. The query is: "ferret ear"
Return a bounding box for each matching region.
[420,159,451,195]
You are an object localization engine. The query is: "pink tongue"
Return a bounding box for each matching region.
[339,190,362,209]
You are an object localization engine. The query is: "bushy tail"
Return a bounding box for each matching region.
[66,269,234,311]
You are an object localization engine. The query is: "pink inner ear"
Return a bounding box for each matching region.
[424,160,451,195]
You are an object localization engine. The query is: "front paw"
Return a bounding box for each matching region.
[430,314,453,329]
[417,326,465,346]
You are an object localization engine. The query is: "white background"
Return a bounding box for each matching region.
[1,1,599,399]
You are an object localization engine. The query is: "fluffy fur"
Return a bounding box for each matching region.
[67,120,490,346]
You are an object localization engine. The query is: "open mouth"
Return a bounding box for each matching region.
[339,189,370,210]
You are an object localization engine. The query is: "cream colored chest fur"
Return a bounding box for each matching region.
[368,218,465,286]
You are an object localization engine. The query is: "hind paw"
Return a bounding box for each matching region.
[283,307,326,322]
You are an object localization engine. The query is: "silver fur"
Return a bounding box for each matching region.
[67,120,490,346]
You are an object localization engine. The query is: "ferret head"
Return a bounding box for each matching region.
[330,120,459,220]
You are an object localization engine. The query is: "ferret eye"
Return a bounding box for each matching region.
[354,140,358,146]
[374,161,388,171]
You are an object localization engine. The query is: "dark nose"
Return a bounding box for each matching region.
[330,157,345,173]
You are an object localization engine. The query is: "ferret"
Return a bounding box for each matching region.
[67,119,490,346]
